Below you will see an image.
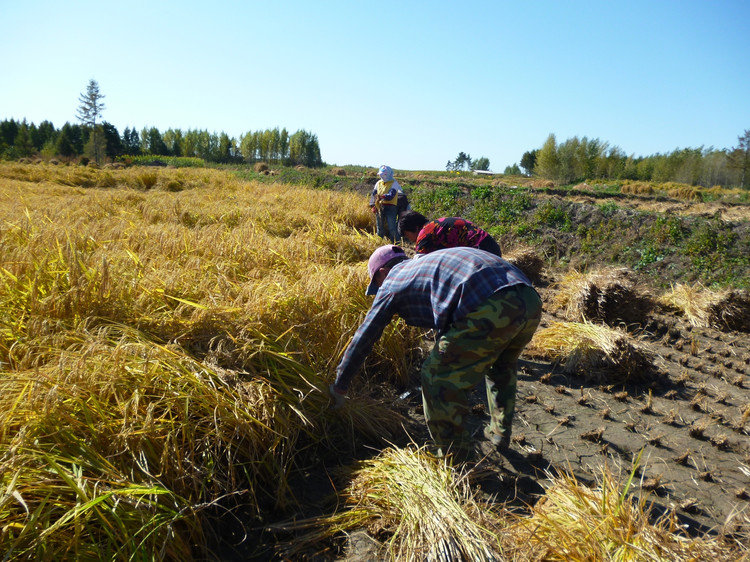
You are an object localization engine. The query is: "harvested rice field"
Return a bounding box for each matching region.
[1,162,748,561]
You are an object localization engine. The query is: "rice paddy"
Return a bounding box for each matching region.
[1,161,748,560]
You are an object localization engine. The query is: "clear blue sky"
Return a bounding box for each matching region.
[2,0,748,171]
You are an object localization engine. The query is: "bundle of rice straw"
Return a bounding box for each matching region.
[660,283,750,332]
[504,467,748,561]
[505,245,545,284]
[273,446,505,561]
[550,267,655,327]
[525,320,657,383]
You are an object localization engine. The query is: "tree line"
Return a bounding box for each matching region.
[0,119,323,167]
[516,132,750,189]
[445,151,490,172]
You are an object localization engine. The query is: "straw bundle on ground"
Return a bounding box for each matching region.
[550,267,655,327]
[275,446,506,560]
[668,186,702,201]
[531,179,555,188]
[504,467,748,561]
[504,245,545,284]
[621,181,654,195]
[525,320,657,383]
[660,283,750,332]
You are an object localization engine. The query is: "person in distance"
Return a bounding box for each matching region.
[369,165,406,243]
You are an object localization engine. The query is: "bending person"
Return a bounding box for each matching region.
[329,245,541,462]
[397,211,502,257]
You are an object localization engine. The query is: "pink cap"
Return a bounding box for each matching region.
[366,245,406,295]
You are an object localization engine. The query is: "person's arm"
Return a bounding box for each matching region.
[333,295,396,392]
[381,185,398,201]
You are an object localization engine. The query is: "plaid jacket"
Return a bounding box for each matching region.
[334,247,533,390]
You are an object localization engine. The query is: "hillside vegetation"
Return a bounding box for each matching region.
[240,164,750,289]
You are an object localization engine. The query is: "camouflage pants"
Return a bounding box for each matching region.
[421,284,542,453]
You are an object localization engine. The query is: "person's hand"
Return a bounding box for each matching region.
[371,206,377,213]
[329,383,347,410]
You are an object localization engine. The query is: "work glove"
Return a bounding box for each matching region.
[329,383,347,410]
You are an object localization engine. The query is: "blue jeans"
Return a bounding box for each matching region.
[376,205,401,243]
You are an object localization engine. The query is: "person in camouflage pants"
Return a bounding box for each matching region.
[330,245,542,462]
[421,284,542,456]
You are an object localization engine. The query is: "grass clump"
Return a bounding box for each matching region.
[621,181,654,195]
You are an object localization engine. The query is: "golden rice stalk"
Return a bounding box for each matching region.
[525,320,656,383]
[0,322,405,559]
[275,445,506,561]
[503,466,748,561]
[550,267,654,327]
[0,449,199,561]
[660,283,750,332]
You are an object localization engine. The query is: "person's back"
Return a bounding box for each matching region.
[336,246,534,379]
[409,215,502,257]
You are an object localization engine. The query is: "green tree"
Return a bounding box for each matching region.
[240,130,259,162]
[534,134,559,179]
[101,122,123,159]
[471,156,490,171]
[520,150,537,176]
[279,128,289,161]
[122,127,141,155]
[83,125,107,163]
[76,79,106,163]
[446,152,472,171]
[163,129,184,157]
[556,136,579,183]
[142,127,169,156]
[13,120,35,157]
[288,129,321,167]
[728,129,750,188]
[0,119,19,147]
[218,132,233,163]
[31,120,56,152]
[55,126,75,158]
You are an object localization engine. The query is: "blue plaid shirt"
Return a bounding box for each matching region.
[334,247,533,390]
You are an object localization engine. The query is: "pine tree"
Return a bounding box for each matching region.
[76,79,106,163]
